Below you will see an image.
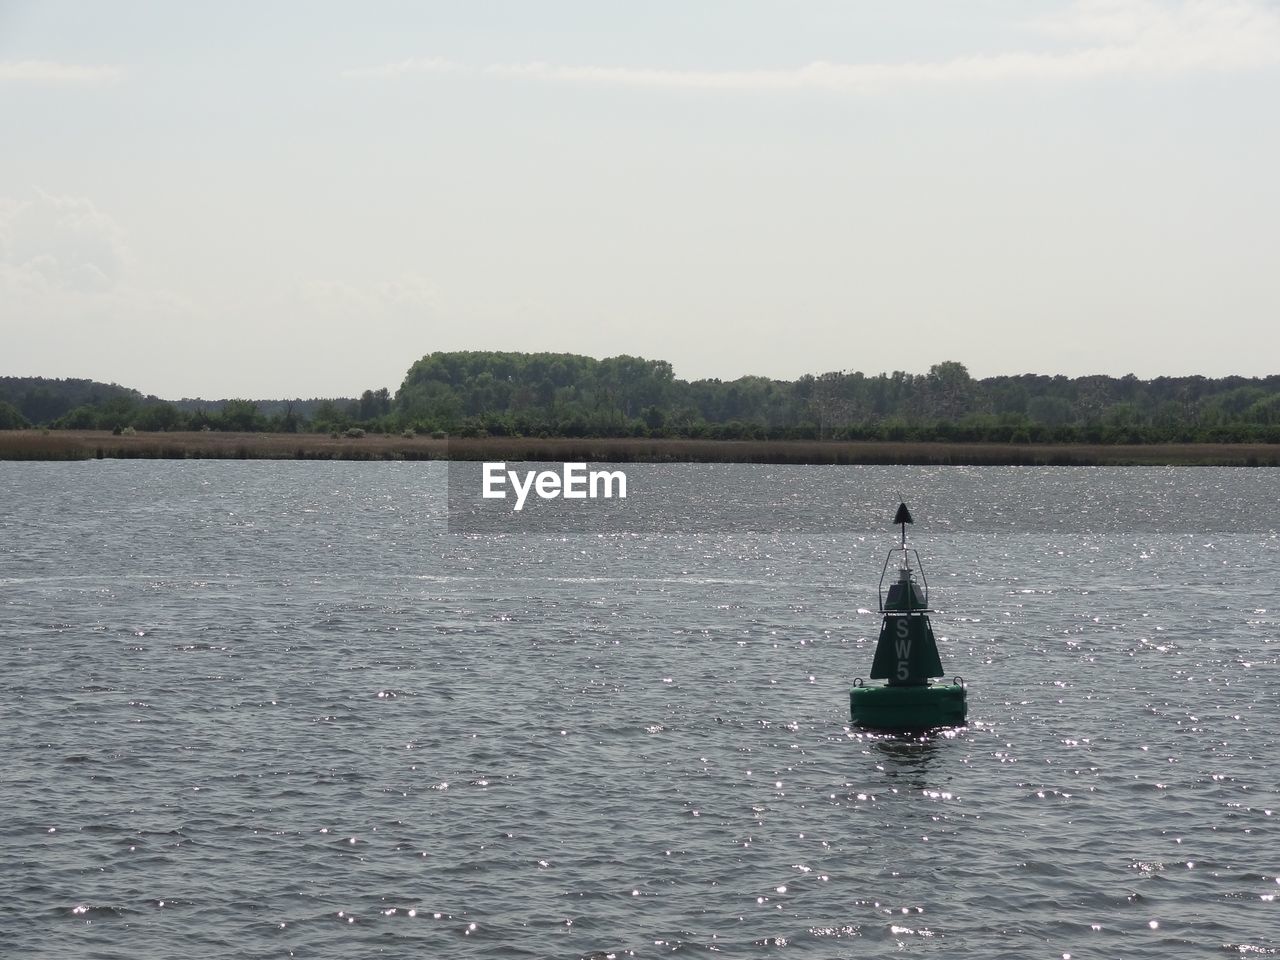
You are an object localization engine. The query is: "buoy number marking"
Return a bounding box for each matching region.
[895,619,912,680]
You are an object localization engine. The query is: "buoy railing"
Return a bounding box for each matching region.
[878,547,928,611]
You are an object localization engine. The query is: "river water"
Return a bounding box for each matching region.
[1,461,1277,958]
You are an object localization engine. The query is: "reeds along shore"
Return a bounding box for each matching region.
[1,430,1278,465]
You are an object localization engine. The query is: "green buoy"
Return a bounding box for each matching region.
[850,501,968,731]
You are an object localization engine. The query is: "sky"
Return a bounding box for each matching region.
[1,0,1278,399]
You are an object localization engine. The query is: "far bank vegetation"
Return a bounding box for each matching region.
[4,353,1280,446]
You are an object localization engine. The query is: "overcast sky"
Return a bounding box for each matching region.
[2,0,1278,399]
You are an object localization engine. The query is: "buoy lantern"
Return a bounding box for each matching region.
[850,502,968,731]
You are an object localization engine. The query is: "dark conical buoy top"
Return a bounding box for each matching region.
[894,502,913,550]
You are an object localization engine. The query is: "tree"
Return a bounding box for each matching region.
[221,399,263,432]
[0,400,29,429]
[810,372,852,439]
[923,361,978,420]
[311,400,349,433]
[133,402,182,431]
[1026,396,1073,427]
[358,388,391,420]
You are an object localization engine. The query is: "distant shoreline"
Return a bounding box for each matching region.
[1,430,1277,466]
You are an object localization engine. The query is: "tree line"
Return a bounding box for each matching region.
[4,354,1280,444]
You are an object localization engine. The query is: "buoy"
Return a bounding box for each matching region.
[850,501,968,731]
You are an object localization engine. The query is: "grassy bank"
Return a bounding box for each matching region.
[1,430,1278,465]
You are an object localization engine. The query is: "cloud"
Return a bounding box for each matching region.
[343,0,1280,94]
[340,57,459,80]
[1035,0,1280,70]
[0,192,209,387]
[0,60,122,84]
[0,190,130,294]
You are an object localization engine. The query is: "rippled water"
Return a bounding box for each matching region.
[2,462,1278,958]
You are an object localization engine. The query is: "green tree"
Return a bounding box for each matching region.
[311,400,350,433]
[923,361,978,420]
[133,402,182,431]
[1026,396,1073,427]
[358,388,391,420]
[0,400,29,429]
[221,399,263,432]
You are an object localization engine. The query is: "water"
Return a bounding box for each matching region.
[1,461,1277,958]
